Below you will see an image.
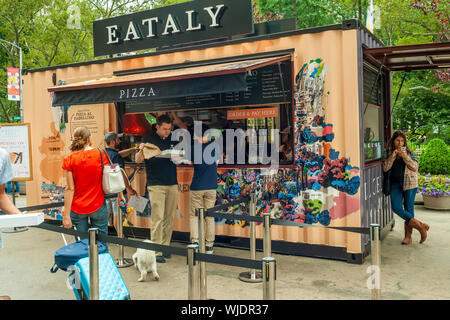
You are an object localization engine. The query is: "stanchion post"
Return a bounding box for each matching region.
[263,212,272,257]
[262,257,276,300]
[187,243,200,300]
[115,200,133,268]
[249,193,257,280]
[239,193,262,283]
[370,224,381,300]
[197,207,207,300]
[88,228,100,300]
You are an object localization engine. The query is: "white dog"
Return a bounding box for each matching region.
[132,239,160,282]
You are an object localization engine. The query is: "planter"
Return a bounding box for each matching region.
[423,194,450,211]
[415,192,424,204]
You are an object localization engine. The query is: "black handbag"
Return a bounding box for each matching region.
[382,169,391,196]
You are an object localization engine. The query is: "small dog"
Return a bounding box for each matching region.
[132,239,160,282]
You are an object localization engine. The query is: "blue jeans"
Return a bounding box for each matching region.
[390,182,417,224]
[6,181,19,194]
[70,201,109,236]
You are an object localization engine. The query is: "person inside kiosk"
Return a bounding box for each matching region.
[130,104,293,167]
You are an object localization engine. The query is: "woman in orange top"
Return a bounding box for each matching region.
[62,127,110,235]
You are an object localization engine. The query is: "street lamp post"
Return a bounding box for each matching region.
[0,38,26,233]
[0,38,23,122]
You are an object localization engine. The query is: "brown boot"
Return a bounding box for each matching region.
[408,218,428,243]
[401,221,412,245]
[421,221,430,232]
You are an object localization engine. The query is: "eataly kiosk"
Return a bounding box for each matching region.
[24,0,392,263]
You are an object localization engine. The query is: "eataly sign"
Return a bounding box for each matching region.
[106,5,225,44]
[93,0,253,57]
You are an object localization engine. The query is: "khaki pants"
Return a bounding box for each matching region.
[190,189,216,247]
[148,185,179,256]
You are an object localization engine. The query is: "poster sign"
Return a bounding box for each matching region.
[93,0,253,57]
[0,123,33,181]
[7,67,20,101]
[227,107,278,120]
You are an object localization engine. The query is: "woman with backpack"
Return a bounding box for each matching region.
[383,130,429,245]
[62,127,110,235]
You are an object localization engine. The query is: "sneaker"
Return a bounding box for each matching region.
[156,256,166,263]
[205,246,214,254]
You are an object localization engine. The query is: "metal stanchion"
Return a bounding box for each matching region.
[239,193,262,283]
[115,200,133,268]
[370,224,381,300]
[263,212,272,257]
[187,243,200,300]
[197,207,207,300]
[262,257,276,300]
[88,228,100,300]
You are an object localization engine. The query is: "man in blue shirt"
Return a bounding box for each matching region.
[189,123,220,254]
[0,146,21,300]
[104,132,137,231]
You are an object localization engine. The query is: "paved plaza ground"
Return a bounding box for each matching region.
[0,195,449,300]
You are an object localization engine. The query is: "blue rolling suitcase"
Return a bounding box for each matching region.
[68,253,131,300]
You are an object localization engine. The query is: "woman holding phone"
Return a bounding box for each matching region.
[383,130,429,245]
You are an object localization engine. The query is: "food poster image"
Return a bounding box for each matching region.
[38,122,66,220]
[36,105,109,221]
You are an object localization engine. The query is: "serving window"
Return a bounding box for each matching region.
[121,103,293,166]
[363,63,386,163]
[119,56,294,167]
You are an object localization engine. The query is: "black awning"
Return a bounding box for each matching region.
[51,73,247,106]
[48,55,291,106]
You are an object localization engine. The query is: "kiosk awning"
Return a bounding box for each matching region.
[364,42,450,72]
[48,55,291,106]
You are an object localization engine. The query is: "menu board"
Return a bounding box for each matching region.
[125,60,292,113]
[0,123,33,181]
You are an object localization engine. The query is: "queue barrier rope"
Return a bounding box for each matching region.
[33,222,261,270]
[205,210,371,235]
[205,196,250,213]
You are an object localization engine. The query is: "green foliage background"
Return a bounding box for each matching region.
[419,138,450,175]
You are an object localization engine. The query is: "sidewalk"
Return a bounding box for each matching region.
[0,195,449,300]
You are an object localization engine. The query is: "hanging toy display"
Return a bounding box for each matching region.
[119,201,135,227]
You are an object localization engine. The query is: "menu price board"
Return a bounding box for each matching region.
[0,123,33,181]
[125,60,292,114]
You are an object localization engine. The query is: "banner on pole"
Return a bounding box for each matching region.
[7,67,20,101]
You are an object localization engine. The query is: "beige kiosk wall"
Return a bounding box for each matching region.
[23,29,361,253]
[23,68,111,213]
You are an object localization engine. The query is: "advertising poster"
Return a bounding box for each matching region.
[7,67,20,101]
[0,123,33,181]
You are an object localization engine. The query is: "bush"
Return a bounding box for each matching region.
[419,138,450,175]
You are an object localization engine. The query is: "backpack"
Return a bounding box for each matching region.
[50,239,108,273]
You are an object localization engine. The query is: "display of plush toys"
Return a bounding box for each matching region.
[214,168,336,226]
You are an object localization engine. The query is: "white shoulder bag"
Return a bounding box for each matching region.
[98,148,126,195]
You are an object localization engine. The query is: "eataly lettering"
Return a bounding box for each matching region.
[106,4,225,44]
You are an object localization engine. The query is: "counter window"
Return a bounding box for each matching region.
[363,65,386,163]
[122,103,293,166]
